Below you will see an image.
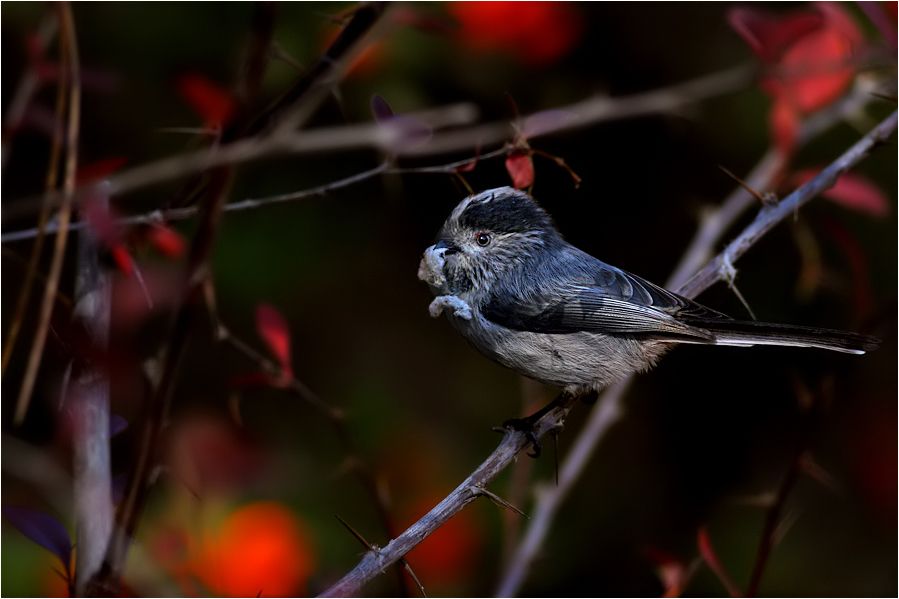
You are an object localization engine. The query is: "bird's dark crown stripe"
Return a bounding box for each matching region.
[458,194,553,234]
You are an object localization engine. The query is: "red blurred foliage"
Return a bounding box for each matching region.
[449,2,583,66]
[76,157,128,184]
[696,528,740,597]
[321,27,387,79]
[145,224,187,258]
[402,496,481,587]
[817,217,875,318]
[176,73,236,128]
[505,149,535,189]
[644,547,689,598]
[80,192,134,276]
[168,416,265,495]
[792,169,889,217]
[256,303,293,376]
[729,3,863,153]
[193,502,316,597]
[848,401,898,520]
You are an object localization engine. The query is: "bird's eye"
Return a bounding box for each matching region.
[476,232,491,247]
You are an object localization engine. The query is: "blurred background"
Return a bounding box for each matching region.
[2,2,896,596]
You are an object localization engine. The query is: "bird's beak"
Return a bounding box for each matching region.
[433,239,459,255]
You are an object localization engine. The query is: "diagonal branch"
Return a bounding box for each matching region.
[495,83,887,597]
[318,109,897,598]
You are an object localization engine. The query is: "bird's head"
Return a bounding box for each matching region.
[418,187,559,296]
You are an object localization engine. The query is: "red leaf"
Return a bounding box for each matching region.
[505,150,534,189]
[110,245,134,277]
[645,547,689,598]
[697,528,742,598]
[793,169,889,217]
[76,157,128,184]
[176,73,236,128]
[256,304,292,374]
[727,8,824,62]
[732,4,862,115]
[147,225,187,258]
[769,98,799,156]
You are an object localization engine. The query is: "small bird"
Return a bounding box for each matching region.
[418,187,877,446]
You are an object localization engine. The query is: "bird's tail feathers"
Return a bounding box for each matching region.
[685,319,879,355]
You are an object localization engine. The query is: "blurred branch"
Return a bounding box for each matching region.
[2,148,508,243]
[667,78,881,290]
[12,2,81,425]
[2,16,65,371]
[94,4,396,592]
[678,109,896,298]
[204,280,411,595]
[496,80,888,597]
[319,109,897,598]
[1,12,58,169]
[2,62,756,222]
[71,195,114,593]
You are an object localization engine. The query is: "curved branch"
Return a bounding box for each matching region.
[319,109,897,598]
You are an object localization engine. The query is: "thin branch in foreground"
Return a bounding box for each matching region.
[1,16,65,373]
[318,110,897,598]
[13,2,81,425]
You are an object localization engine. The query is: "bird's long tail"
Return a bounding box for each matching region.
[684,319,880,355]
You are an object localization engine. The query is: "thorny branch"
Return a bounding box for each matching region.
[319,110,897,598]
[495,80,887,597]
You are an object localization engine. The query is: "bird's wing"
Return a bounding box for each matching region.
[482,253,728,341]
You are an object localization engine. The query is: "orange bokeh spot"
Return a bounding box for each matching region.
[193,502,315,597]
[403,497,480,586]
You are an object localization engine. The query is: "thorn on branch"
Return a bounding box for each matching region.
[718,165,778,206]
[470,484,529,519]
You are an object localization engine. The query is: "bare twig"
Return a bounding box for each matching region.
[13,2,81,425]
[667,80,878,290]
[2,16,65,372]
[2,63,757,223]
[1,148,509,244]
[2,13,58,169]
[319,109,897,598]
[678,110,896,298]
[495,380,628,597]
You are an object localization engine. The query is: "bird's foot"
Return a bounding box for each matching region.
[429,295,473,320]
[494,415,543,458]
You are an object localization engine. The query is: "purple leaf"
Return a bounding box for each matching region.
[370,94,395,122]
[112,473,129,505]
[110,413,129,437]
[2,506,72,568]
